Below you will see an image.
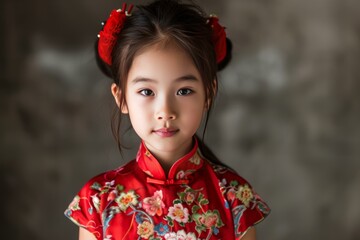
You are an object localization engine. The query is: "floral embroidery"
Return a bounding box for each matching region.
[66,174,267,239]
[107,189,118,201]
[183,191,196,205]
[219,178,270,237]
[221,180,255,208]
[154,222,169,236]
[164,232,177,240]
[87,181,125,214]
[142,190,165,216]
[176,170,186,179]
[65,141,269,239]
[257,199,270,214]
[165,186,224,238]
[232,204,247,237]
[115,190,139,211]
[236,184,253,207]
[164,230,197,240]
[167,203,190,225]
[69,195,80,211]
[91,194,101,213]
[193,210,224,235]
[137,221,154,239]
[176,170,195,180]
[227,188,236,201]
[189,153,201,165]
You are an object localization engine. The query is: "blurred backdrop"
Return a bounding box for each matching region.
[1,0,360,239]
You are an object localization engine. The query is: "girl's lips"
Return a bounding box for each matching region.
[153,128,179,137]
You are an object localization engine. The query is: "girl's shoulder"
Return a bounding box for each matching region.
[204,160,271,237]
[64,159,139,238]
[205,160,253,187]
[79,159,138,192]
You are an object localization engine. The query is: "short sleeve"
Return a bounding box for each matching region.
[222,176,270,239]
[64,179,104,240]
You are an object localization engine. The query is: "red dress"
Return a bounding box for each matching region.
[65,140,270,240]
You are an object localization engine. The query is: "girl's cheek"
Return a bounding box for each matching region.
[136,97,154,108]
[180,96,205,107]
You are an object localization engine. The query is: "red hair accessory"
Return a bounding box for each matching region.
[97,3,134,65]
[207,15,227,63]
[97,5,226,66]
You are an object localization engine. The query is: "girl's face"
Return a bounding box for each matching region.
[115,43,207,163]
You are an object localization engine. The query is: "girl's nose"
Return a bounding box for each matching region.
[157,114,176,120]
[155,97,177,120]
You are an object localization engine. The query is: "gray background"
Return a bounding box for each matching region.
[1,0,360,239]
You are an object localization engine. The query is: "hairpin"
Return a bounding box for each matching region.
[207,15,227,64]
[97,3,134,65]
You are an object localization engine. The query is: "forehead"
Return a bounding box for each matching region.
[127,42,202,84]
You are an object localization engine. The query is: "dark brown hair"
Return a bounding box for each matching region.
[95,0,232,166]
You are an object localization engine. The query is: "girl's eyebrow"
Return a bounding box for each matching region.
[130,77,156,84]
[176,74,199,82]
[131,74,199,84]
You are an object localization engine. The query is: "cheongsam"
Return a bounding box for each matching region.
[64,139,270,239]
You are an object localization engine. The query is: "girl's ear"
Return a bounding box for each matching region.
[111,83,128,114]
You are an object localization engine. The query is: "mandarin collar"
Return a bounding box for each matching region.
[136,138,203,183]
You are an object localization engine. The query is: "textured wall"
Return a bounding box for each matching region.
[1,0,359,239]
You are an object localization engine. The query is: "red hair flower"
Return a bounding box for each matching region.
[207,15,227,64]
[97,3,134,65]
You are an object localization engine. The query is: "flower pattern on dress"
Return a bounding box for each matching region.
[178,187,201,206]
[115,190,139,211]
[183,191,196,205]
[220,178,270,238]
[65,139,270,240]
[154,223,169,236]
[142,190,165,216]
[236,184,253,208]
[189,153,201,165]
[176,170,186,180]
[69,195,81,211]
[227,188,236,201]
[91,194,101,213]
[164,230,197,240]
[107,189,118,201]
[176,170,195,180]
[193,210,224,236]
[137,221,154,239]
[167,203,190,224]
[221,180,256,208]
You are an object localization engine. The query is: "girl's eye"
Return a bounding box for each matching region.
[139,89,154,96]
[177,88,193,96]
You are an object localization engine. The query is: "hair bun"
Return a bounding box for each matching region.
[95,38,114,79]
[217,38,232,71]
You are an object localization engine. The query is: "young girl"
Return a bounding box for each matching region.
[65,0,270,239]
